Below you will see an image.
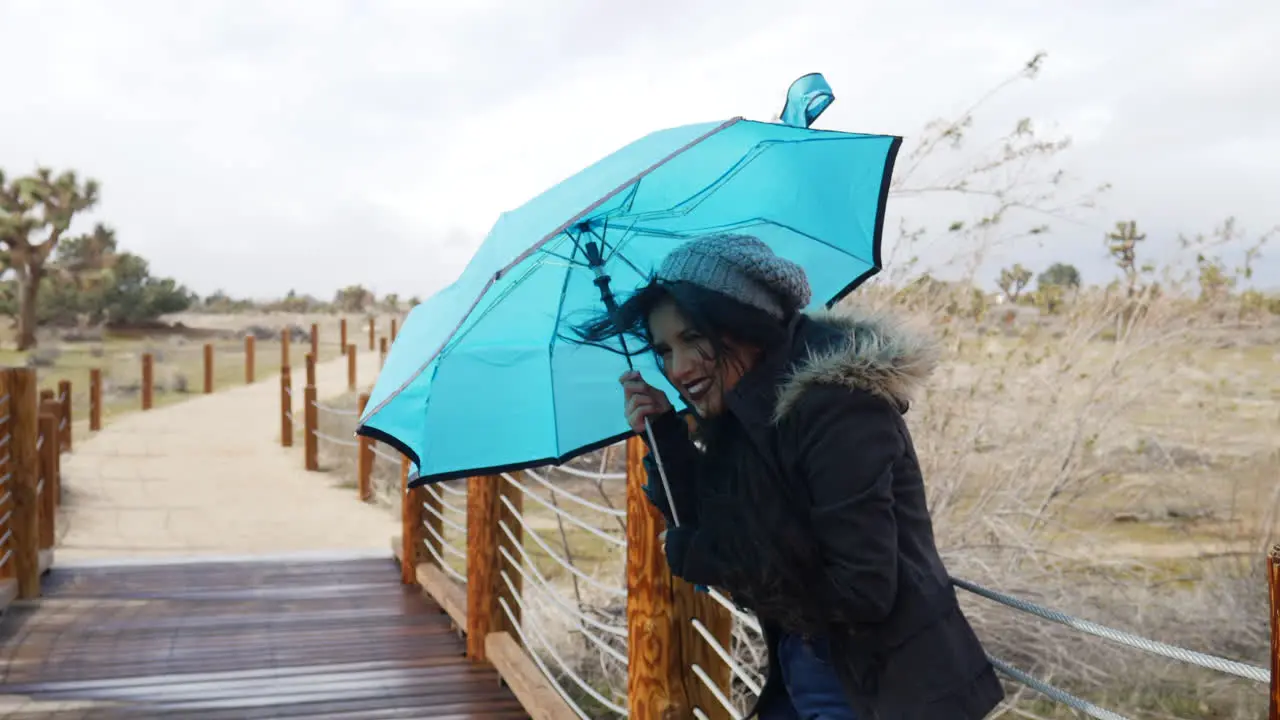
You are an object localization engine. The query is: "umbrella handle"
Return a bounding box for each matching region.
[643,416,681,528]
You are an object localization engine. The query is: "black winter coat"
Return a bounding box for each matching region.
[642,310,1004,720]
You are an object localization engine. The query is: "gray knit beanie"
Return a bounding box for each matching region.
[656,234,812,319]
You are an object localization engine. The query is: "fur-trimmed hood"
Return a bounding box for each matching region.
[773,308,942,422]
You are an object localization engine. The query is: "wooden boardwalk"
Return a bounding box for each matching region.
[0,556,527,719]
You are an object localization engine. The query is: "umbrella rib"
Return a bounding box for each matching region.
[541,247,586,267]
[361,117,743,424]
[601,139,774,229]
[610,134,887,232]
[435,258,545,364]
[500,117,742,279]
[605,243,649,284]
[604,218,877,287]
[545,236,579,460]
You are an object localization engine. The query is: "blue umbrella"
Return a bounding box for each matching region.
[357,73,901,496]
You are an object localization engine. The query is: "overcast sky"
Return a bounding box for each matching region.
[1,0,1276,299]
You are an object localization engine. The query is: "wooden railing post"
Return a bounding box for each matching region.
[340,318,348,353]
[310,323,319,360]
[38,404,57,554]
[625,436,689,718]
[45,395,64,505]
[141,353,154,410]
[347,345,357,391]
[391,317,398,342]
[1268,544,1278,720]
[303,383,318,472]
[57,379,71,452]
[245,335,256,384]
[368,316,375,351]
[202,343,214,394]
[280,366,293,448]
[466,474,523,661]
[400,457,430,585]
[497,476,523,639]
[281,328,291,368]
[89,368,102,431]
[466,475,498,661]
[379,337,388,368]
[0,371,11,585]
[357,392,373,502]
[302,351,318,463]
[10,368,40,598]
[400,457,415,582]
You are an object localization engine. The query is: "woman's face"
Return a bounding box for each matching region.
[648,300,756,418]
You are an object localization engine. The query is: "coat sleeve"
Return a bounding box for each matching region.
[788,385,905,624]
[663,525,726,588]
[641,410,701,527]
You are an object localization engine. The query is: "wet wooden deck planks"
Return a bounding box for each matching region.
[0,556,528,719]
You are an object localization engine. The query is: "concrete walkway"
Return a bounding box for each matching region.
[57,352,399,564]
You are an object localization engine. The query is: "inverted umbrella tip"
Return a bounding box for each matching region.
[780,72,835,129]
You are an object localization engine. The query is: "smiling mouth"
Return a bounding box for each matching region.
[684,378,712,402]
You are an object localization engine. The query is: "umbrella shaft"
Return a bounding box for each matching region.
[585,243,637,370]
[586,239,667,515]
[644,416,681,527]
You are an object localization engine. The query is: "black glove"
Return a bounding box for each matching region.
[663,525,726,587]
[662,525,696,578]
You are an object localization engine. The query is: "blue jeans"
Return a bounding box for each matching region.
[759,633,858,720]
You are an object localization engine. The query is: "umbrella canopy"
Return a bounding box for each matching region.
[358,73,901,486]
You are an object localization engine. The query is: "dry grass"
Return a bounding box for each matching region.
[2,336,292,424]
[862,287,1278,719]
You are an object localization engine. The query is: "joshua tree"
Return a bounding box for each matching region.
[0,168,100,349]
[996,263,1033,301]
[56,223,119,290]
[1106,220,1146,298]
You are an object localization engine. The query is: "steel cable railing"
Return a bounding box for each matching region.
[493,467,630,717]
[310,399,360,450]
[422,480,468,582]
[686,569,1272,719]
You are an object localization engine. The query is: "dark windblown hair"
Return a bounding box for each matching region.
[567,277,790,382]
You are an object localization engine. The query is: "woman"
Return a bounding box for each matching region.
[573,234,1003,720]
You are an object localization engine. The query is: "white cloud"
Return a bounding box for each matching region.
[0,0,1276,298]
